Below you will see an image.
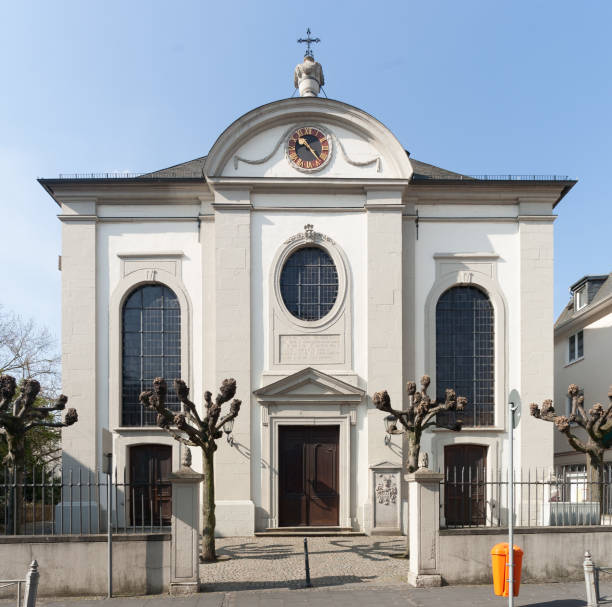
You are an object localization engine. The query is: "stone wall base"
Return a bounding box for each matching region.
[169,582,199,596]
[407,572,442,587]
[215,500,255,536]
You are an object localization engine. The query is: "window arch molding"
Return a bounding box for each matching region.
[109,268,192,431]
[267,225,353,372]
[270,226,350,330]
[424,266,508,430]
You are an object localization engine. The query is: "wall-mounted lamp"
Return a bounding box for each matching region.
[223,418,235,446]
[384,414,398,446]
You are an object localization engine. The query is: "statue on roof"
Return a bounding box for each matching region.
[294,28,324,97]
[294,55,324,97]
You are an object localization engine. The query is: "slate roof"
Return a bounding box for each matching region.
[555,273,612,328]
[408,157,473,181]
[139,153,469,181]
[139,155,208,178]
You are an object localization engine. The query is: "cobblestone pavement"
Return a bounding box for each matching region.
[200,535,408,592]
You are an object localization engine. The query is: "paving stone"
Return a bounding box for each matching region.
[200,535,408,592]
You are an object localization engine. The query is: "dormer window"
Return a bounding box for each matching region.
[574,286,587,311]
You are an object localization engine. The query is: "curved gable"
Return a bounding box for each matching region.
[204,98,413,180]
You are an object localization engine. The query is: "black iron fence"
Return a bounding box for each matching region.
[441,465,612,529]
[0,466,171,535]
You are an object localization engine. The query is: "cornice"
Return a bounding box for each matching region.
[517,215,557,222]
[57,214,98,223]
[407,182,573,206]
[434,252,500,260]
[117,251,184,259]
[40,180,211,207]
[206,176,410,195]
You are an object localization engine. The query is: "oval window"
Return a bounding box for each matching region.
[280,247,338,321]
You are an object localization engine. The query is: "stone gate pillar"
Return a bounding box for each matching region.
[406,468,444,587]
[169,452,204,595]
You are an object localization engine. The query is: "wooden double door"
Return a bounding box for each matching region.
[444,444,487,526]
[279,426,339,527]
[130,445,172,526]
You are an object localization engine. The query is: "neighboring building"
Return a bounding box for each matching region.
[554,273,612,468]
[39,51,575,535]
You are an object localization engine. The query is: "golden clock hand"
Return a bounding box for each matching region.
[298,137,321,161]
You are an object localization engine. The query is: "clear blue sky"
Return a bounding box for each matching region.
[1,0,610,342]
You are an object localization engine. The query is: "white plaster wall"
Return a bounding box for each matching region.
[250,209,369,521]
[222,123,391,179]
[414,218,522,474]
[97,204,197,218]
[421,204,519,218]
[96,219,202,472]
[554,308,612,464]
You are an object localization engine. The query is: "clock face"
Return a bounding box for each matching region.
[287,126,331,171]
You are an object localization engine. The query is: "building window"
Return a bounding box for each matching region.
[574,287,587,311]
[122,284,181,426]
[568,330,584,363]
[436,286,494,427]
[280,246,338,321]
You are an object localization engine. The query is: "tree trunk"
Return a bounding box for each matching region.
[201,446,216,562]
[406,431,420,473]
[6,465,24,535]
[586,448,604,510]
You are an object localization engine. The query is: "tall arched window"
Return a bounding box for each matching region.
[436,286,494,427]
[122,284,181,426]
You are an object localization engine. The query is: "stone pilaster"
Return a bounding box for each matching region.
[366,193,404,462]
[169,463,204,595]
[406,468,443,587]
[59,202,97,474]
[365,191,404,530]
[212,192,254,534]
[518,214,555,471]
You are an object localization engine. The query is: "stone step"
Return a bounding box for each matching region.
[255,526,365,537]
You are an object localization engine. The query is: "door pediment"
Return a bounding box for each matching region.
[254,367,364,405]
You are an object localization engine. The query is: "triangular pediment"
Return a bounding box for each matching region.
[370,460,402,470]
[254,367,364,405]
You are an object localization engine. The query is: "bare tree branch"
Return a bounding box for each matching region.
[373,375,467,472]
[531,383,612,504]
[0,375,77,467]
[0,306,60,394]
[138,376,241,563]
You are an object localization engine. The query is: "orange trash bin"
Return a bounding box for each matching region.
[491,543,523,597]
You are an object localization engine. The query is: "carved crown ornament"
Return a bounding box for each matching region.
[284,224,335,245]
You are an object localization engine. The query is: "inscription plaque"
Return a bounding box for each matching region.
[279,334,342,364]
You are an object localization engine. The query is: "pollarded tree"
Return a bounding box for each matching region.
[0,375,78,533]
[139,377,241,563]
[0,375,77,468]
[531,384,612,505]
[373,375,467,473]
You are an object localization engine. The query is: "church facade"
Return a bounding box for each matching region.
[40,53,575,535]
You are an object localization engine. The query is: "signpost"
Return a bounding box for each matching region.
[507,389,521,607]
[101,429,113,599]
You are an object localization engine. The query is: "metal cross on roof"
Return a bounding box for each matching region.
[297,28,320,58]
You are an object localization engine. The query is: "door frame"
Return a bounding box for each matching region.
[278,425,340,527]
[128,443,173,527]
[268,415,351,529]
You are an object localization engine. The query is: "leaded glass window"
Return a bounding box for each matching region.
[280,247,338,321]
[122,285,181,426]
[436,286,494,427]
